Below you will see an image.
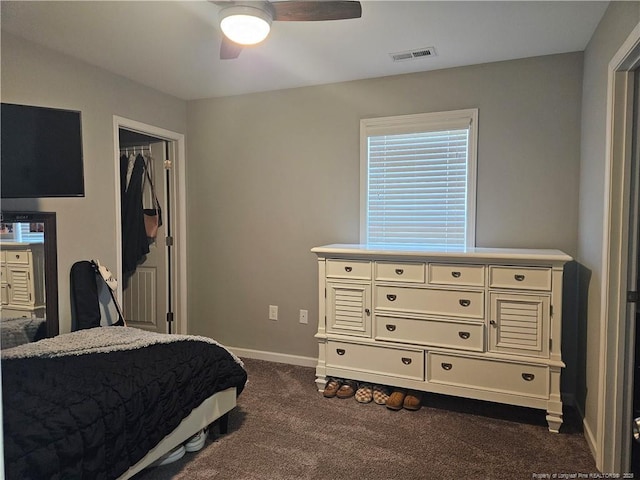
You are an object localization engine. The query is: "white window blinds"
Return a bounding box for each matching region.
[361,109,477,249]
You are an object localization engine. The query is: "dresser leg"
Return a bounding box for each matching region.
[315,374,327,392]
[546,412,563,433]
[546,398,563,433]
[546,366,563,432]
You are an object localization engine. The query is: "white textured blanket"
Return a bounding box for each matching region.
[1,326,243,366]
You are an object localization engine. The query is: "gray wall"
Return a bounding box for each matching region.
[1,31,587,399]
[186,52,583,364]
[0,33,187,333]
[577,0,640,459]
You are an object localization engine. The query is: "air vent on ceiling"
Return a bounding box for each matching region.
[390,46,437,62]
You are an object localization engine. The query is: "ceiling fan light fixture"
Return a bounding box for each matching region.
[220,5,272,46]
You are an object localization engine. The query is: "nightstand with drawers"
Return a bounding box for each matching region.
[312,244,572,432]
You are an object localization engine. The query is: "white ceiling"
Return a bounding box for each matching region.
[1,1,609,100]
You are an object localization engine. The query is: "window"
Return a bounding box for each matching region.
[360,109,478,249]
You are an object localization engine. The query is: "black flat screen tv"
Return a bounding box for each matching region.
[1,103,85,198]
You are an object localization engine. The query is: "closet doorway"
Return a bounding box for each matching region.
[113,117,187,334]
[600,24,640,473]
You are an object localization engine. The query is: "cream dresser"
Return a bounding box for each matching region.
[0,242,46,318]
[312,244,572,432]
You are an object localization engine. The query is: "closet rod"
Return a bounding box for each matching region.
[120,145,152,155]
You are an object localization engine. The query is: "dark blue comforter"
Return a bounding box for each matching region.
[2,338,247,479]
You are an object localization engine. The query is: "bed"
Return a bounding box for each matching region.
[1,326,247,480]
[1,316,47,349]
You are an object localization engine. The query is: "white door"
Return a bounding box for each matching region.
[123,141,172,333]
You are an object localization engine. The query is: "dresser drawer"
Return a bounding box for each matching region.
[376,315,484,352]
[376,286,484,320]
[489,266,551,291]
[427,353,549,398]
[428,264,485,287]
[0,265,6,282]
[326,260,371,280]
[5,250,30,265]
[327,341,424,380]
[375,261,425,283]
[1,307,32,318]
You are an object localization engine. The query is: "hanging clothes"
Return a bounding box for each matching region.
[120,153,149,277]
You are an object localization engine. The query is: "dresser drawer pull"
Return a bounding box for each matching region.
[401,357,412,365]
[386,294,397,301]
[395,268,404,275]
[521,373,535,381]
[514,274,525,282]
[344,266,352,272]
[336,349,346,356]
[365,308,371,316]
[458,331,470,339]
[441,362,453,371]
[386,324,396,332]
[459,299,471,307]
[490,320,497,326]
[451,271,461,278]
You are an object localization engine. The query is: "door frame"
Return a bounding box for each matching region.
[112,116,188,334]
[599,22,640,473]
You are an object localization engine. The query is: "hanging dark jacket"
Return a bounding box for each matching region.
[121,154,149,276]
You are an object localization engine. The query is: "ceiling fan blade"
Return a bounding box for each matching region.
[271,1,362,21]
[220,36,244,59]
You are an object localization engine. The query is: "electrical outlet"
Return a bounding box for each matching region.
[269,305,278,321]
[299,309,308,324]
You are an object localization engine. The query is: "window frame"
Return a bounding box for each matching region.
[359,108,478,248]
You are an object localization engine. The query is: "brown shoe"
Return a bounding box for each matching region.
[323,378,342,398]
[403,391,422,411]
[386,388,407,410]
[336,379,358,399]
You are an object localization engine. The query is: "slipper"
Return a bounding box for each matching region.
[386,388,407,411]
[323,377,343,398]
[372,385,391,405]
[355,383,373,403]
[336,379,358,399]
[403,391,422,411]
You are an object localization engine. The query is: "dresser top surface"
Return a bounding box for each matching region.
[311,244,572,263]
[1,242,43,247]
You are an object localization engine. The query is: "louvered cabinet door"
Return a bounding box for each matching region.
[6,266,34,306]
[326,282,372,337]
[489,293,550,358]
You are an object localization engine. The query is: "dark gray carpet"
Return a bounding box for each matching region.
[134,358,596,480]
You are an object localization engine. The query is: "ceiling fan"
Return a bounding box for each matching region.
[214,1,362,59]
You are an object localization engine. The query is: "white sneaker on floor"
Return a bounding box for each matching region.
[184,429,207,452]
[151,444,186,467]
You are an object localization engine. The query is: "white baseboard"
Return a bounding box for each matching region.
[228,346,317,368]
[571,400,596,458]
[582,413,598,465]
